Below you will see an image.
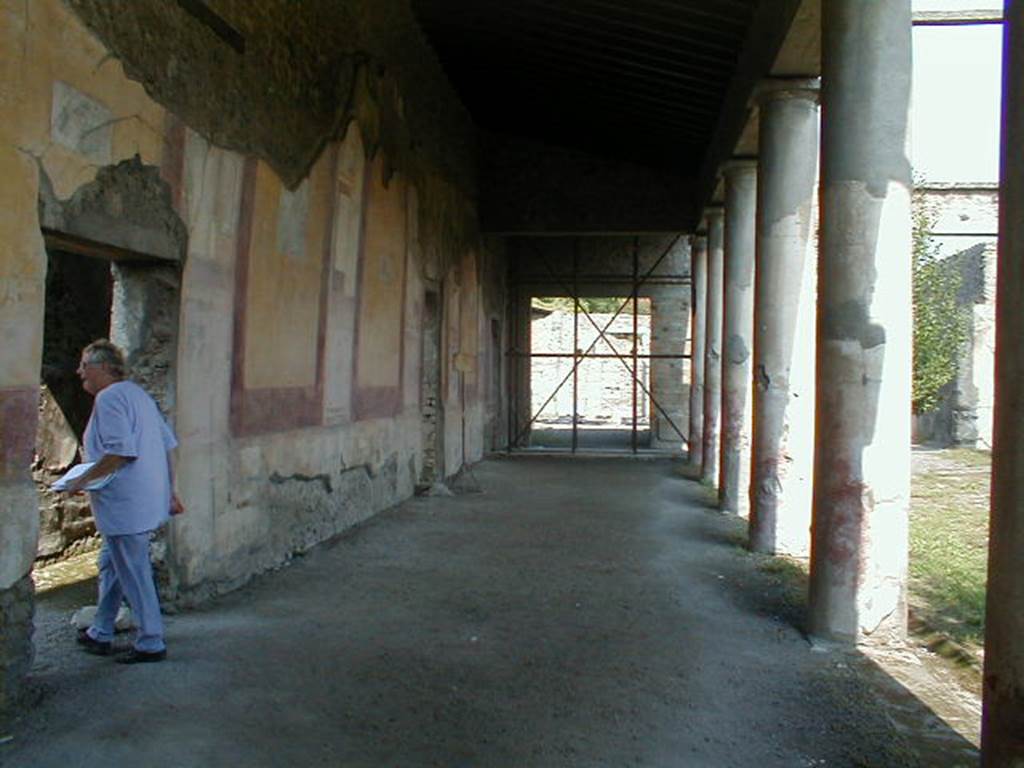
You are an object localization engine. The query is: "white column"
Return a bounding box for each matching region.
[749,79,820,555]
[688,234,707,466]
[701,208,725,485]
[808,1,913,645]
[719,161,757,515]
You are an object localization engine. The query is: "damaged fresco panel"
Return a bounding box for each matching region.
[353,154,407,420]
[243,161,322,389]
[324,124,366,425]
[231,151,333,434]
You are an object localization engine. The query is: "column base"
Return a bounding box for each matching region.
[0,574,34,732]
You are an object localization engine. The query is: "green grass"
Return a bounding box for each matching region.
[909,449,991,648]
[703,448,991,653]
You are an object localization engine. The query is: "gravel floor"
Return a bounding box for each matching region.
[4,456,977,767]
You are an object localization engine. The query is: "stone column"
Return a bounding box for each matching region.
[688,234,707,466]
[701,208,725,485]
[719,161,757,514]
[749,80,820,555]
[807,1,913,645]
[982,3,1024,764]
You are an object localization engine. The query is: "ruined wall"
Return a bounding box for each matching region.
[34,386,94,560]
[911,187,998,448]
[0,0,173,721]
[914,242,997,448]
[0,0,503,711]
[916,184,999,258]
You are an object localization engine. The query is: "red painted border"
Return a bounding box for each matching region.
[0,387,39,481]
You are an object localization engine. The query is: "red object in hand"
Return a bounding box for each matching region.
[170,494,186,516]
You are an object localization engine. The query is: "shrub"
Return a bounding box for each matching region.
[912,194,972,414]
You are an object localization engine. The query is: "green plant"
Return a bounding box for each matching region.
[531,296,650,315]
[912,194,972,414]
[909,449,991,648]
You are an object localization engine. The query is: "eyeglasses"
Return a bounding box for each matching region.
[77,360,101,372]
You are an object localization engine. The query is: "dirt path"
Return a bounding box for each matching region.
[6,457,977,767]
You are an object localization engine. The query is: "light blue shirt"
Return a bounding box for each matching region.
[84,380,177,536]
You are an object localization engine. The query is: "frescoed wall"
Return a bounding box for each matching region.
[354,156,408,420]
[323,124,367,426]
[230,154,332,435]
[0,0,508,708]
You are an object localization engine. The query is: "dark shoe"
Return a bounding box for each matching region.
[116,648,167,665]
[76,629,111,656]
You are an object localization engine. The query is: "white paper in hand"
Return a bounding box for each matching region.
[51,462,115,492]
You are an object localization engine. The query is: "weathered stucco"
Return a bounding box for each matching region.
[719,163,756,516]
[0,0,504,706]
[702,210,725,485]
[749,82,819,558]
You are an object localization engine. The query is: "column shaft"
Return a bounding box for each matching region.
[749,85,819,555]
[701,211,725,484]
[719,164,757,514]
[981,2,1024,764]
[689,236,707,466]
[808,1,913,644]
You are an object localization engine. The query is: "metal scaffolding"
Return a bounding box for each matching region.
[507,235,690,454]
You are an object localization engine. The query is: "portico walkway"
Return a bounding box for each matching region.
[7,458,975,767]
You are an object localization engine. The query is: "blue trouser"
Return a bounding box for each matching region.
[87,533,166,653]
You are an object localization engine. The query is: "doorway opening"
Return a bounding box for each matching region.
[33,239,182,593]
[33,248,113,589]
[32,156,187,595]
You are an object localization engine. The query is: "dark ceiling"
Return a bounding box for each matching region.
[410,0,759,176]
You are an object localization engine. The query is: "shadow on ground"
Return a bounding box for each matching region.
[6,456,978,767]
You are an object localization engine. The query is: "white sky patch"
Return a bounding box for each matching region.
[914,0,1001,10]
[911,5,1003,182]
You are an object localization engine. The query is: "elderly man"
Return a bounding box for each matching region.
[68,339,183,664]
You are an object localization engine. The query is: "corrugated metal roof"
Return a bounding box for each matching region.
[411,0,759,174]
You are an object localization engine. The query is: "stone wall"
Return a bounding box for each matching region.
[911,186,998,448]
[914,242,997,448]
[33,149,186,565]
[33,386,96,560]
[916,184,999,258]
[35,249,108,560]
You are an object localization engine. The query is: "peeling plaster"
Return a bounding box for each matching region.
[727,334,750,364]
[269,471,333,495]
[821,299,887,349]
